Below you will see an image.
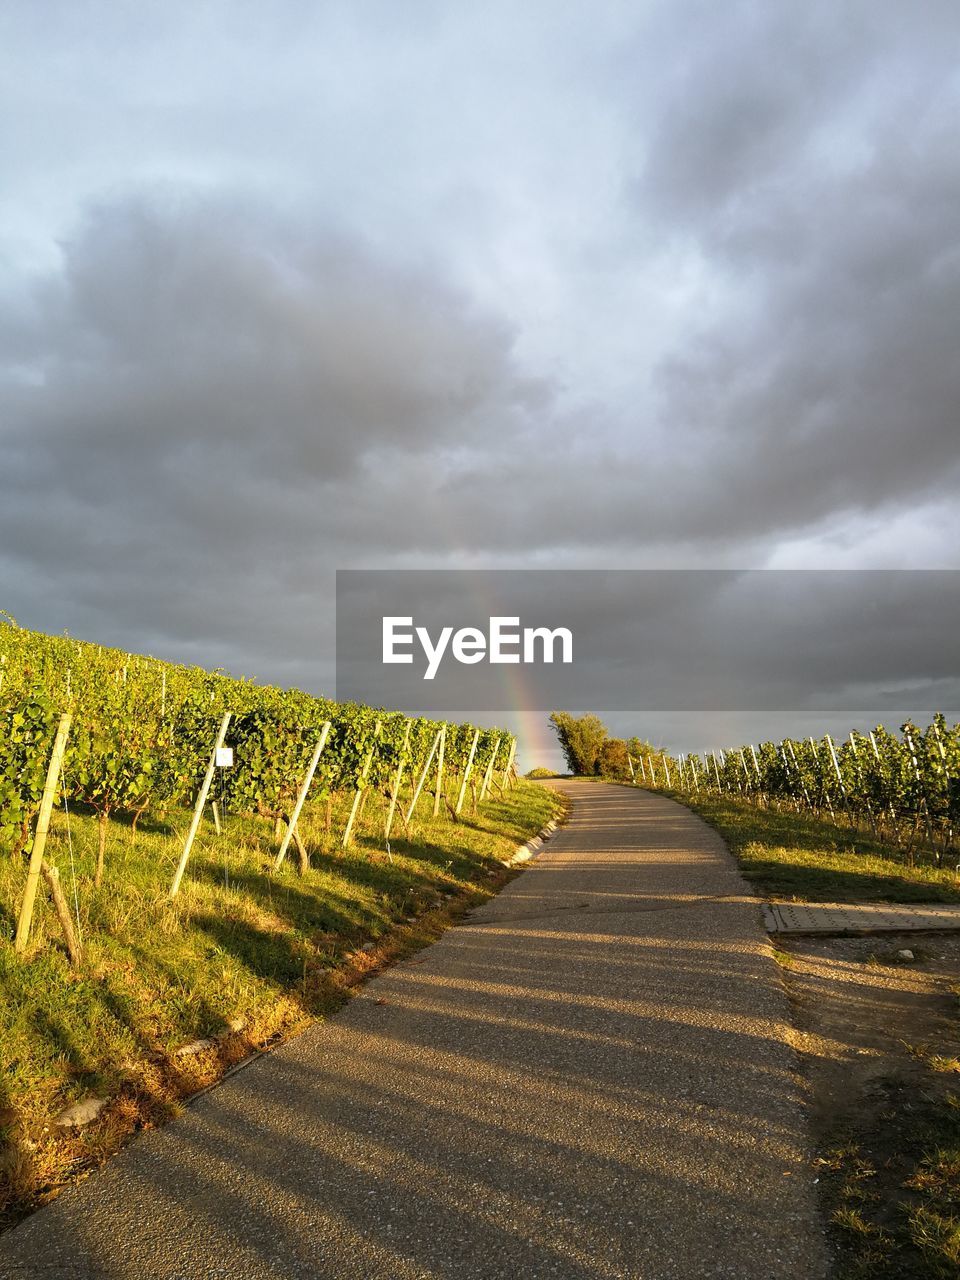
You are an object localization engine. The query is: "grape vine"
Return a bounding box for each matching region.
[633,717,960,864]
[0,619,515,883]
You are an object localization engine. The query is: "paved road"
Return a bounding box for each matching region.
[0,782,829,1279]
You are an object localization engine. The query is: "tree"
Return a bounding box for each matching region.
[598,737,631,780]
[549,712,607,775]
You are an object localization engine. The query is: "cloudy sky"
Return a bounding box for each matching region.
[2,2,958,761]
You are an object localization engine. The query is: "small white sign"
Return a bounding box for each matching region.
[215,746,234,768]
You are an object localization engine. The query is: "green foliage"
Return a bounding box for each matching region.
[0,693,60,856]
[549,711,607,776]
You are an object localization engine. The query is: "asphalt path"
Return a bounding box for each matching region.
[0,781,829,1279]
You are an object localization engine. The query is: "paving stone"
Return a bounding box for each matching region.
[767,901,960,935]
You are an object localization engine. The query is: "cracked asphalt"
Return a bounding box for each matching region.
[0,781,830,1279]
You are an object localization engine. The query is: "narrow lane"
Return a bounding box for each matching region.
[0,782,829,1279]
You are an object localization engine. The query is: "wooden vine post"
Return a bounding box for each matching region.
[343,720,381,848]
[500,739,517,790]
[275,721,331,870]
[15,712,72,955]
[169,712,231,899]
[432,724,447,817]
[384,719,412,841]
[454,729,480,816]
[41,862,82,968]
[405,729,442,824]
[478,736,502,803]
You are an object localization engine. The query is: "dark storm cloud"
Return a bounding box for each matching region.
[7,197,546,480]
[0,194,554,674]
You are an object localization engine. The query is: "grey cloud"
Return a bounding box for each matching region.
[630,5,960,543]
[633,2,957,229]
[8,196,545,483]
[635,7,854,222]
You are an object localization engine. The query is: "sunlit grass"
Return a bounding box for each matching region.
[908,1206,960,1278]
[666,791,960,903]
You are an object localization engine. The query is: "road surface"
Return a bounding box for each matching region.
[0,781,829,1279]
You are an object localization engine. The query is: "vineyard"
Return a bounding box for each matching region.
[0,617,517,956]
[632,717,960,866]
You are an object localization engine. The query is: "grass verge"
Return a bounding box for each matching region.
[665,791,960,903]
[0,779,562,1228]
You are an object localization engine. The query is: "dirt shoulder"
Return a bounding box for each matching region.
[776,932,960,1278]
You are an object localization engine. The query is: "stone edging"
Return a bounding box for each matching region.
[504,817,560,867]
